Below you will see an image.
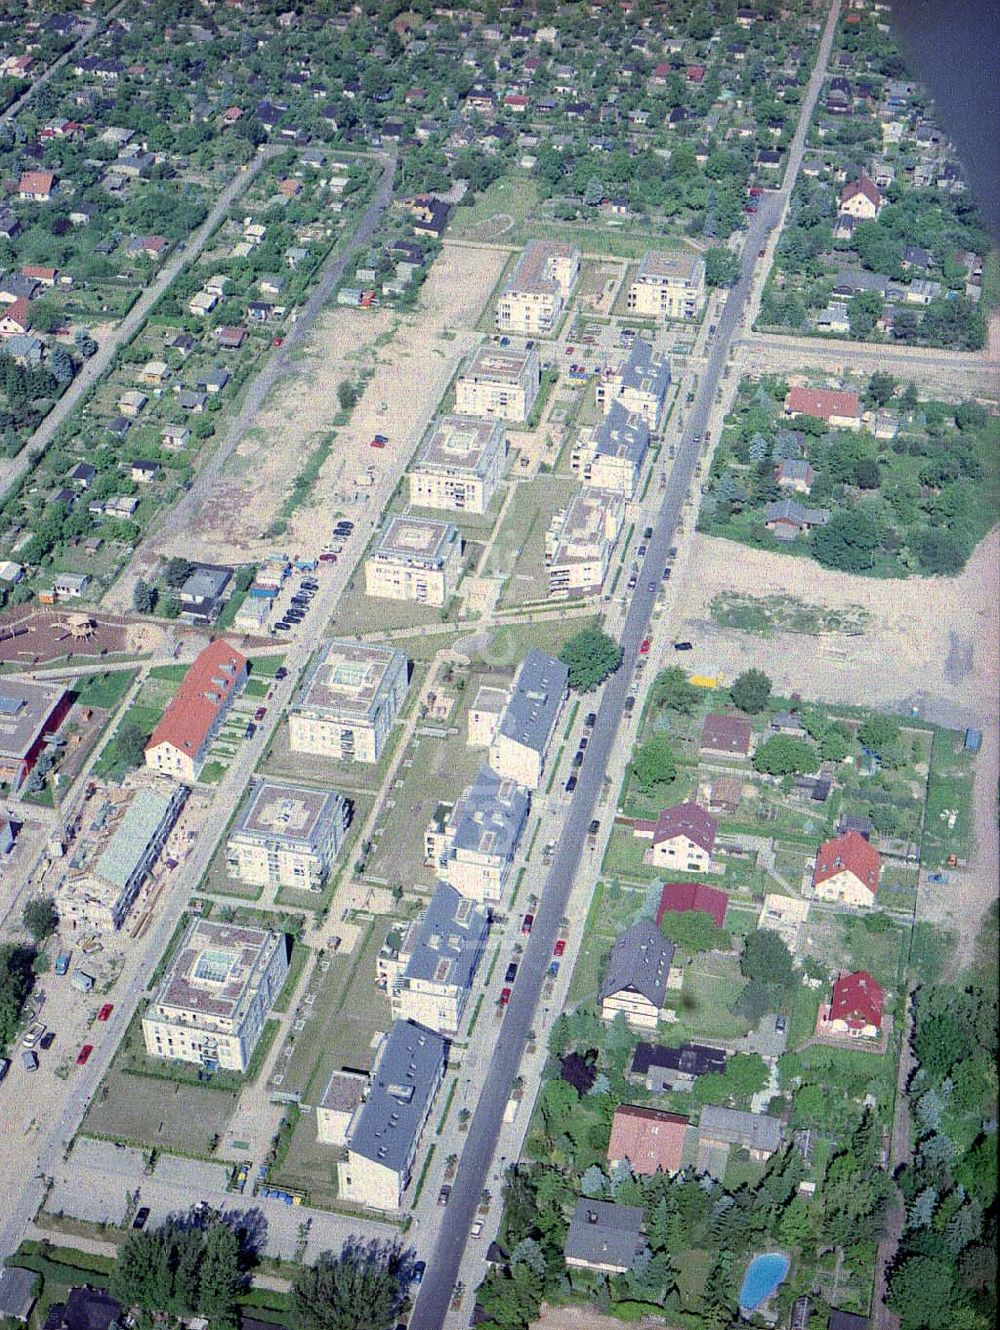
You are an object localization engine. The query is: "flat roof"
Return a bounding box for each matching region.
[0,680,67,760]
[636,249,705,282]
[295,639,407,721]
[460,342,537,386]
[549,489,621,563]
[505,238,579,295]
[231,778,346,849]
[318,1068,366,1114]
[150,919,284,1023]
[349,1020,447,1172]
[471,685,508,715]
[93,786,180,890]
[416,414,504,478]
[371,514,458,567]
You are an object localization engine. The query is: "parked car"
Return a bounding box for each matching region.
[521,913,534,935]
[369,437,386,448]
[0,1057,10,1082]
[639,638,650,655]
[40,1031,55,1050]
[22,1050,38,1072]
[97,1003,114,1022]
[438,1185,451,1206]
[318,552,336,562]
[553,939,567,957]
[578,736,588,750]
[662,567,671,580]
[504,961,518,984]
[584,712,597,729]
[564,774,577,793]
[499,987,512,1007]
[588,819,600,836]
[627,574,637,590]
[254,707,267,721]
[572,750,584,767]
[470,1220,485,1239]
[272,336,284,347]
[643,526,654,540]
[547,961,560,978]
[624,695,635,713]
[76,1045,93,1066]
[132,1207,151,1230]
[274,667,288,680]
[673,641,693,651]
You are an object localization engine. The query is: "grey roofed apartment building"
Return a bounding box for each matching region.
[338,1019,448,1210]
[489,649,569,790]
[596,339,671,430]
[428,764,531,903]
[564,1198,647,1274]
[289,639,409,763]
[389,881,490,1033]
[573,400,650,498]
[226,777,350,891]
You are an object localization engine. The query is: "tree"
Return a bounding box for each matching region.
[812,508,881,573]
[705,247,742,287]
[740,929,794,990]
[889,1255,965,1330]
[848,289,883,339]
[915,529,968,576]
[49,347,75,385]
[630,735,676,794]
[163,556,194,588]
[752,734,819,776]
[22,895,58,943]
[866,371,897,407]
[650,666,699,715]
[290,1239,411,1330]
[337,381,357,412]
[580,1164,608,1198]
[0,943,35,1049]
[730,668,771,715]
[197,1223,242,1328]
[559,628,622,692]
[659,909,730,955]
[584,176,604,207]
[115,720,149,770]
[954,400,987,432]
[132,579,156,614]
[857,713,898,757]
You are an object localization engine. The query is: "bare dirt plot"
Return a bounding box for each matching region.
[154,245,510,566]
[0,608,161,666]
[669,529,999,961]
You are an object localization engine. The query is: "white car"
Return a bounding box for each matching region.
[470,1219,485,1239]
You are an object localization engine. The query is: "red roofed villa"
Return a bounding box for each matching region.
[812,830,880,907]
[21,265,57,286]
[0,297,32,337]
[608,1105,689,1176]
[822,970,885,1039]
[145,639,248,783]
[634,801,717,873]
[657,881,729,931]
[17,170,56,202]
[839,173,882,220]
[785,386,861,431]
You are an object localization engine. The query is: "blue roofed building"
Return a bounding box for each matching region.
[489,649,568,790]
[426,765,530,903]
[338,1020,447,1210]
[388,882,489,1033]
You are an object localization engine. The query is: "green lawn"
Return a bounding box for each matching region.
[72,670,136,710]
[448,173,541,240]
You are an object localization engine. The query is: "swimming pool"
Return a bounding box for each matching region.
[739,1252,790,1311]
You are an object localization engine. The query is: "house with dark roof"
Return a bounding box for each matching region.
[599,919,674,1029]
[564,1199,647,1274]
[608,1105,689,1176]
[656,881,729,930]
[0,1267,39,1322]
[388,882,489,1035]
[633,802,717,873]
[829,1312,869,1330]
[700,712,753,757]
[630,1041,727,1093]
[765,498,831,541]
[698,1106,784,1162]
[42,1288,122,1330]
[812,830,880,907]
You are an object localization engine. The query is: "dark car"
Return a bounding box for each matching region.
[668,546,678,558]
[624,695,635,713]
[412,1261,426,1286]
[274,667,288,679]
[643,527,653,540]
[662,567,671,580]
[673,641,693,651]
[132,1207,151,1231]
[588,819,600,836]
[521,913,534,934]
[438,1185,451,1206]
[40,1031,56,1050]
[504,961,518,984]
[578,736,588,750]
[565,774,577,793]
[274,622,292,632]
[572,750,584,767]
[584,712,596,728]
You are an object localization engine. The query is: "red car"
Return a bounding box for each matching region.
[319,552,337,562]
[521,913,534,935]
[254,707,267,721]
[370,438,385,448]
[97,1003,114,1022]
[564,345,574,355]
[553,939,567,957]
[272,336,284,347]
[639,638,651,655]
[76,1045,93,1066]
[499,988,512,1007]
[749,186,764,197]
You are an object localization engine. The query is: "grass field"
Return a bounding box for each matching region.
[72,670,136,710]
[84,1066,238,1157]
[482,474,579,605]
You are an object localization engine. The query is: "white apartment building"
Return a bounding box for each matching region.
[226,778,349,892]
[387,882,489,1034]
[627,250,706,321]
[545,487,625,598]
[425,765,530,904]
[364,514,463,608]
[289,639,409,763]
[596,340,671,430]
[571,402,650,499]
[489,649,568,790]
[495,240,580,335]
[454,343,541,423]
[409,414,507,515]
[142,920,289,1072]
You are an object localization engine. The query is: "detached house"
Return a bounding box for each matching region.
[812,830,880,907]
[785,387,861,430]
[824,970,885,1038]
[633,801,717,873]
[0,299,31,338]
[17,171,56,202]
[839,174,882,220]
[608,1105,689,1176]
[599,919,674,1029]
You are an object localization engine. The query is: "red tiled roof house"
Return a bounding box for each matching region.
[657,881,729,930]
[633,801,717,872]
[812,830,880,907]
[839,173,882,220]
[700,712,753,757]
[784,386,861,431]
[825,970,885,1038]
[608,1105,689,1176]
[145,640,248,783]
[17,170,56,202]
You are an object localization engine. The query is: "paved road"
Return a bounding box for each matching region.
[410,193,785,1330]
[0,151,275,502]
[105,152,397,612]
